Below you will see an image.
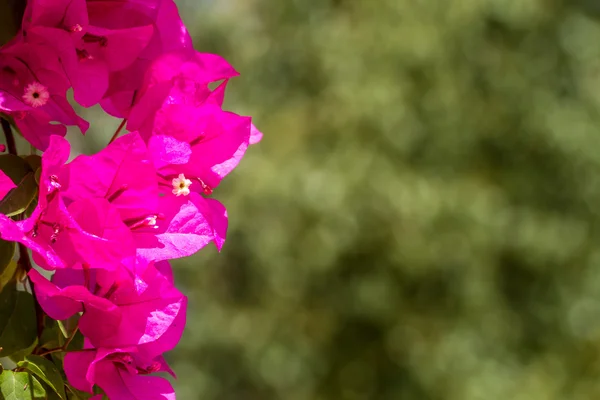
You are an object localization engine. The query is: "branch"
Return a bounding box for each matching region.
[1,118,17,155]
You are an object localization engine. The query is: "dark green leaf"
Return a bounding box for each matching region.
[0,238,15,270]
[24,197,37,218]
[0,370,46,399]
[65,330,84,352]
[57,314,79,340]
[17,355,66,399]
[0,283,37,358]
[0,172,38,217]
[0,239,16,286]
[39,320,60,351]
[33,169,41,186]
[0,260,17,292]
[0,155,32,185]
[8,339,38,363]
[22,156,41,174]
[65,384,87,400]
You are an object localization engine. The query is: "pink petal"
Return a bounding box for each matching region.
[0,213,66,269]
[87,25,154,71]
[64,351,96,394]
[62,132,158,223]
[181,108,251,189]
[154,260,174,284]
[29,269,119,323]
[147,134,191,169]
[23,0,88,32]
[14,111,67,151]
[126,80,172,133]
[72,58,109,108]
[94,360,175,400]
[134,194,215,262]
[0,170,16,200]
[99,90,137,118]
[201,197,228,251]
[250,123,263,145]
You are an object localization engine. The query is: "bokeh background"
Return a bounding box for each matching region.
[76,0,600,398]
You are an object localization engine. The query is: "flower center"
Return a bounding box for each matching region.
[68,24,83,33]
[22,82,50,108]
[171,174,192,196]
[124,214,162,231]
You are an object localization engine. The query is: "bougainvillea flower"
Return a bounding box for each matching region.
[127,50,238,132]
[61,131,226,256]
[148,103,253,193]
[69,24,155,107]
[21,0,88,34]
[59,131,159,223]
[64,346,175,400]
[29,196,136,270]
[97,0,193,117]
[0,41,89,149]
[21,26,107,109]
[0,136,136,270]
[22,0,160,108]
[0,197,134,271]
[86,261,187,357]
[0,170,16,199]
[29,260,186,357]
[28,268,119,324]
[135,192,228,258]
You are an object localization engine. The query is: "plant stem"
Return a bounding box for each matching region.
[38,326,80,356]
[1,118,17,155]
[63,326,79,350]
[108,118,127,144]
[18,243,45,337]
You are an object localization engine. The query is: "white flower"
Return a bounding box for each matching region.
[172,173,192,196]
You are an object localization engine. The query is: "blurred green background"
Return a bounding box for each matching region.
[80,0,600,398]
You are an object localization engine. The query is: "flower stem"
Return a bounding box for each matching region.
[108,118,127,144]
[18,243,45,337]
[37,325,80,356]
[63,325,79,350]
[1,117,17,155]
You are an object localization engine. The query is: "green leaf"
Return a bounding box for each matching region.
[0,239,15,271]
[0,370,46,399]
[0,260,17,292]
[57,314,79,340]
[39,320,60,351]
[0,172,38,217]
[0,155,32,185]
[0,283,37,358]
[28,375,45,399]
[22,156,41,174]
[24,197,37,218]
[65,330,84,352]
[0,239,16,289]
[8,338,38,363]
[33,169,41,186]
[17,355,66,399]
[65,384,87,400]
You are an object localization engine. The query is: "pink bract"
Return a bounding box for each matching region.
[0,170,16,200]
[0,40,89,150]
[65,347,176,400]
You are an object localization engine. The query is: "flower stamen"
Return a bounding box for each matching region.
[172,174,192,196]
[22,82,50,108]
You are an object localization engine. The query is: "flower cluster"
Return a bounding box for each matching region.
[0,0,261,399]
